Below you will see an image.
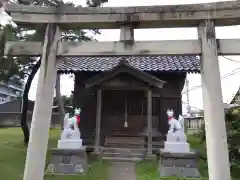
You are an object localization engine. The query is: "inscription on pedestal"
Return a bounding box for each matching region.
[55,164,74,174]
[162,158,197,168]
[159,149,201,178]
[62,155,71,164]
[46,148,87,175]
[66,132,72,139]
[75,164,84,173]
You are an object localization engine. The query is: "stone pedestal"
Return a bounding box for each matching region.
[164,142,190,153]
[57,129,83,149]
[159,149,200,178]
[166,131,187,142]
[57,140,83,149]
[46,148,87,175]
[164,132,190,153]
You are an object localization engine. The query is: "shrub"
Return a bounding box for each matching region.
[196,108,240,176]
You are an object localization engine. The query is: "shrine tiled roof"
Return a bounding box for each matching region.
[56,56,200,73]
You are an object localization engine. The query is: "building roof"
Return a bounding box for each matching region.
[0,99,34,113]
[57,56,200,73]
[230,87,240,104]
[85,60,166,89]
[223,103,240,109]
[0,81,24,91]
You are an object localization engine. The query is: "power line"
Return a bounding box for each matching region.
[182,67,240,94]
[182,101,202,111]
[182,69,240,93]
[185,78,191,115]
[182,56,240,93]
[222,56,240,63]
[221,68,240,79]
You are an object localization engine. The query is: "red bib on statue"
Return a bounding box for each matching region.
[76,115,81,124]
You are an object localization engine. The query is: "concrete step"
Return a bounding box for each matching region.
[104,143,144,149]
[101,147,146,162]
[105,136,145,149]
[152,141,164,149]
[101,147,146,154]
[103,152,145,159]
[105,136,145,143]
[102,156,143,162]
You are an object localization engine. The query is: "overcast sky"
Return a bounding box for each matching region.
[28,0,240,114]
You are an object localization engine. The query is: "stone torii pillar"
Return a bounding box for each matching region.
[0,0,8,7]
[23,24,60,180]
[119,24,135,48]
[198,20,231,180]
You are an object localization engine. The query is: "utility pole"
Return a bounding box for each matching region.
[186,78,191,117]
[237,86,240,103]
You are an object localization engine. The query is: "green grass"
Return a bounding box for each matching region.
[0,128,108,180]
[135,158,159,180]
[135,135,240,180]
[135,157,206,180]
[1,128,239,180]
[188,135,208,178]
[135,135,209,180]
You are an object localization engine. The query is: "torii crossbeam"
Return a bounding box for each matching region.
[4,1,240,28]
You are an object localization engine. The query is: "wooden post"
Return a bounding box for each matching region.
[0,29,5,58]
[56,73,65,130]
[23,24,60,180]
[198,20,231,180]
[147,89,152,154]
[95,89,102,154]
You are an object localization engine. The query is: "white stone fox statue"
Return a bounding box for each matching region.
[64,108,81,131]
[166,109,185,133]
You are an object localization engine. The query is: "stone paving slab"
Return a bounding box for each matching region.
[108,162,136,180]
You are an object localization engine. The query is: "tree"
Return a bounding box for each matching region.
[0,29,37,145]
[53,95,73,108]
[21,59,41,144]
[0,29,29,84]
[55,73,65,130]
[14,0,108,145]
[1,28,43,144]
[61,94,73,107]
[197,108,240,178]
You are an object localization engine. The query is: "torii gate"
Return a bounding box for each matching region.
[2,1,239,180]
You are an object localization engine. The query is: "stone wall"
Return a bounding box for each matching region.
[0,111,61,128]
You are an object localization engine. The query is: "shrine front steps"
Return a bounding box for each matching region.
[102,156,143,162]
[104,136,145,149]
[104,136,164,150]
[100,147,147,162]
